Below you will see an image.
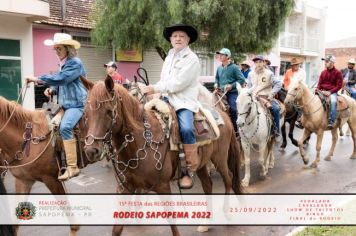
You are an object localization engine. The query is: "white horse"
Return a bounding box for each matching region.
[284,78,356,168]
[236,87,275,187]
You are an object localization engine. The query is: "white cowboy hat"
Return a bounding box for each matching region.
[44,33,81,49]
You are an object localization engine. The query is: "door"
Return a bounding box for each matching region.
[0,39,21,101]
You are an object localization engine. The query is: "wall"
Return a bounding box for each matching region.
[326,48,356,70]
[0,15,35,110]
[33,28,59,76]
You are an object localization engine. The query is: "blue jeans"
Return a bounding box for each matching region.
[271,100,280,133]
[226,91,238,133]
[176,109,196,144]
[329,93,337,124]
[347,85,356,100]
[60,107,84,140]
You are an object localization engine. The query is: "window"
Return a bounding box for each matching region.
[0,39,21,101]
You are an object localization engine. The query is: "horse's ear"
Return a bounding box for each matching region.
[104,75,114,92]
[236,82,242,94]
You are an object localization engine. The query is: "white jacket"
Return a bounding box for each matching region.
[153,47,201,112]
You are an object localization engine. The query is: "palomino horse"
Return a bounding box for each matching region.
[236,87,276,187]
[84,76,243,236]
[0,96,92,235]
[284,79,356,167]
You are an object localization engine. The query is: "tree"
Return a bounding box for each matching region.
[91,0,294,60]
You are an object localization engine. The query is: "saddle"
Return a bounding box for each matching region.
[43,108,91,172]
[143,98,221,151]
[316,91,350,119]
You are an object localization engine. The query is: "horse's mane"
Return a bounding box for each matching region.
[198,84,214,106]
[89,82,144,132]
[0,97,48,134]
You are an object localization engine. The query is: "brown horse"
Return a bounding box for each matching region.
[284,79,356,168]
[84,76,243,236]
[0,96,92,236]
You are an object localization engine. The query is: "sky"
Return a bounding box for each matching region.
[307,0,356,42]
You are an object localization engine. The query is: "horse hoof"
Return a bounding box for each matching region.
[197,226,209,232]
[241,179,249,187]
[310,163,318,168]
[302,157,309,165]
[324,156,332,161]
[269,163,274,169]
[350,155,356,159]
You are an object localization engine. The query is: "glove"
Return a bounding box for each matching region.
[268,93,275,100]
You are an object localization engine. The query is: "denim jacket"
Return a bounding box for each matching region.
[38,57,87,109]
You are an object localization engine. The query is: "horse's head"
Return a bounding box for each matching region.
[84,75,120,161]
[284,78,304,106]
[128,81,147,102]
[236,88,254,128]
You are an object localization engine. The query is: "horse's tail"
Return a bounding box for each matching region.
[228,134,243,194]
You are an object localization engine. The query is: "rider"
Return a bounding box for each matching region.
[214,48,246,135]
[341,58,356,100]
[317,55,343,129]
[25,33,87,181]
[247,55,282,137]
[141,24,200,189]
[283,57,306,128]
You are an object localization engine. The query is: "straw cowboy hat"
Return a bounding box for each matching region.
[163,23,198,44]
[348,58,356,64]
[44,33,81,49]
[290,57,303,65]
[241,60,251,67]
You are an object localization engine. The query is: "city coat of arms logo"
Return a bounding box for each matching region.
[15,202,36,220]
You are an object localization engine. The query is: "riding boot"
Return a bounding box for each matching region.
[58,139,80,181]
[183,143,200,171]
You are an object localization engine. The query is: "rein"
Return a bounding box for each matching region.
[85,89,169,193]
[0,131,54,172]
[238,94,272,152]
[0,85,28,134]
[287,87,323,116]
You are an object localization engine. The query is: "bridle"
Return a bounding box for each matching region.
[286,85,322,116]
[85,92,119,148]
[237,93,259,128]
[84,89,168,193]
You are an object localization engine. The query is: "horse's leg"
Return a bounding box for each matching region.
[241,142,251,187]
[325,128,338,161]
[155,183,181,236]
[289,118,299,147]
[347,119,356,159]
[42,176,80,236]
[339,125,344,136]
[310,131,324,168]
[195,166,213,233]
[280,120,287,149]
[298,129,312,165]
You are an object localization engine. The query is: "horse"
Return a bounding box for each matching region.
[339,83,352,136]
[276,88,310,149]
[0,96,94,236]
[236,87,276,187]
[284,78,356,168]
[0,177,15,236]
[84,76,243,236]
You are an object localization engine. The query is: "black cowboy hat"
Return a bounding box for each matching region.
[163,24,198,44]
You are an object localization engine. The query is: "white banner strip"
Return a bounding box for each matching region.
[0,195,355,225]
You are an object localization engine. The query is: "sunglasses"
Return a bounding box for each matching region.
[53,47,64,52]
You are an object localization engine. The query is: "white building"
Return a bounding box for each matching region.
[0,0,49,109]
[275,0,326,86]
